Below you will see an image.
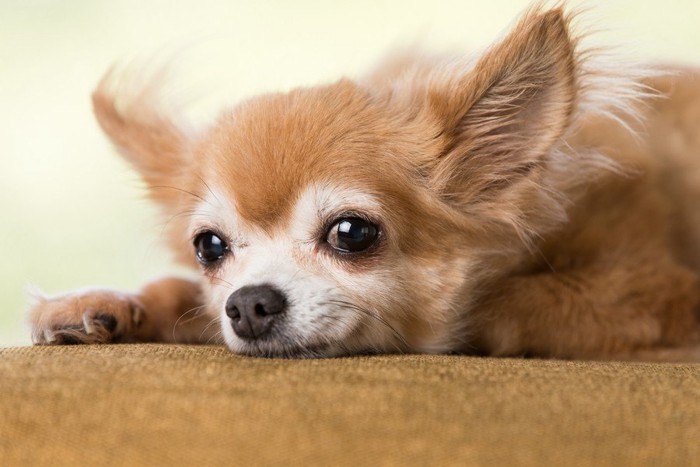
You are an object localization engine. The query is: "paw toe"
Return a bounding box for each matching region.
[56,333,83,345]
[94,314,118,333]
[29,291,138,346]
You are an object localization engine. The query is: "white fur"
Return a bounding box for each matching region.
[190,183,405,357]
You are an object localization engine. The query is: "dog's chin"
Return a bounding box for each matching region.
[219,315,397,358]
[223,330,393,359]
[223,333,347,359]
[227,340,350,359]
[219,312,371,358]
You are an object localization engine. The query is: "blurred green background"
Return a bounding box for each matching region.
[1,0,698,346]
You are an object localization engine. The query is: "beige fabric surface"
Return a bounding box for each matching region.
[0,344,698,466]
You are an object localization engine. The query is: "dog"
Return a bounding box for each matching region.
[27,5,700,361]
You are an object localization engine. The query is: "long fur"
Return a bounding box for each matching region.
[27,4,700,361]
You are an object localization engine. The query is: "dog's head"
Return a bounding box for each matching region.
[92,9,617,357]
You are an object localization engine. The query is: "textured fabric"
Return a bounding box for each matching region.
[0,345,698,466]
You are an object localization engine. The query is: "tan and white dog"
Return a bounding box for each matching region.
[28,6,700,360]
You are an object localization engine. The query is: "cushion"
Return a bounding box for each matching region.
[1,345,698,464]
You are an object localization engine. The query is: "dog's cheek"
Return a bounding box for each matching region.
[397,252,479,353]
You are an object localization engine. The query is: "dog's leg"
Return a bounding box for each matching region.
[473,257,700,361]
[27,278,218,345]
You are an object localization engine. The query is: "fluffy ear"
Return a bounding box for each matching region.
[92,68,191,202]
[92,68,199,266]
[426,9,577,213]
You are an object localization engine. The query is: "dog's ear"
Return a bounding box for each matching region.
[425,9,577,215]
[92,70,200,266]
[92,70,191,204]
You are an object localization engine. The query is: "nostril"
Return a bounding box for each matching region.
[225,284,288,340]
[227,305,241,320]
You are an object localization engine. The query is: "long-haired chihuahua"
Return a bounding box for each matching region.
[28,5,700,361]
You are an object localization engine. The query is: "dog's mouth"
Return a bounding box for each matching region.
[230,338,389,359]
[220,299,373,358]
[229,338,335,359]
[219,298,403,358]
[222,320,383,359]
[219,317,338,358]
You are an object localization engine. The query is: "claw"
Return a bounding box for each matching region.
[28,291,137,346]
[43,329,57,344]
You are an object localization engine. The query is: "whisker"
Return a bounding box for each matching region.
[174,304,210,332]
[171,304,209,342]
[200,316,222,340]
[196,175,222,207]
[151,185,212,206]
[206,330,224,345]
[161,208,210,233]
[210,276,236,290]
[325,299,409,350]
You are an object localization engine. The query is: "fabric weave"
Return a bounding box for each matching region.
[1,345,698,465]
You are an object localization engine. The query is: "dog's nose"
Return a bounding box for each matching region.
[225,284,287,339]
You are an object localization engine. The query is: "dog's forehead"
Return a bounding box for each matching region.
[198,80,401,231]
[192,182,382,242]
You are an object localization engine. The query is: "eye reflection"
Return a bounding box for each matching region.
[194,231,229,265]
[326,217,378,253]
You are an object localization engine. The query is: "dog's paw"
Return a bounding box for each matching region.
[27,290,144,345]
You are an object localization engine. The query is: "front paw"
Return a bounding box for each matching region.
[27,290,143,345]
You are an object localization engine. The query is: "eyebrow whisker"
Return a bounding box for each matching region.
[151,185,213,207]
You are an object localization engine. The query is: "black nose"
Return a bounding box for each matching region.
[226,284,287,339]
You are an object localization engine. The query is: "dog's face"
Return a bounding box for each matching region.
[186,82,476,357]
[94,9,579,357]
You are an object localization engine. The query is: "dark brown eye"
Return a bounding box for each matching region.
[194,231,229,265]
[326,217,379,253]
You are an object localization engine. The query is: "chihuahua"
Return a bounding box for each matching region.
[28,6,700,360]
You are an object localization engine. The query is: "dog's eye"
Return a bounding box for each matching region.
[326,218,379,253]
[194,231,229,265]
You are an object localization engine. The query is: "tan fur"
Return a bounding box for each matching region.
[27,6,700,361]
